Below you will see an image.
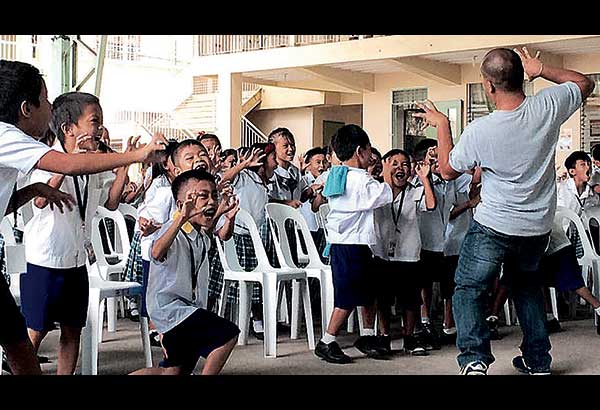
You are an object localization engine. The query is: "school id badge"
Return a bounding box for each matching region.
[387,240,396,258]
[84,239,97,265]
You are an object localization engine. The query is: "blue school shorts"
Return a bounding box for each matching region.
[0,274,28,345]
[159,308,240,374]
[330,244,376,310]
[541,245,585,292]
[375,257,422,311]
[20,264,89,332]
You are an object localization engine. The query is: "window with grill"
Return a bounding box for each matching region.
[101,35,141,61]
[391,87,428,152]
[467,81,534,123]
[580,73,600,152]
[0,35,17,60]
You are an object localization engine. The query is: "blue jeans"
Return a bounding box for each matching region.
[453,220,552,371]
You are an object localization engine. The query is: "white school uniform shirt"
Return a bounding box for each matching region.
[232,169,269,234]
[372,183,427,262]
[443,173,474,256]
[299,172,320,232]
[545,218,571,255]
[326,166,393,246]
[24,141,111,268]
[138,174,177,261]
[557,177,600,217]
[0,122,52,221]
[415,174,449,253]
[147,221,211,334]
[269,164,304,201]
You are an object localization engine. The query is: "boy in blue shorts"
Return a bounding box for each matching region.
[131,169,240,375]
[314,124,393,364]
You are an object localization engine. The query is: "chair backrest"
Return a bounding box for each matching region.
[317,203,330,242]
[583,205,600,253]
[1,217,26,275]
[266,203,327,270]
[0,217,16,244]
[232,208,274,271]
[215,235,244,273]
[90,206,131,279]
[118,203,138,221]
[555,206,597,261]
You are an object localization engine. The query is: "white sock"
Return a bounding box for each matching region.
[321,332,336,344]
[594,306,600,315]
[443,327,456,335]
[253,320,264,333]
[362,328,376,336]
[421,317,430,325]
[486,315,499,321]
[546,313,556,321]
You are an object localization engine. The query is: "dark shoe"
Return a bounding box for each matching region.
[149,330,162,347]
[403,335,428,356]
[420,323,441,350]
[545,318,561,334]
[128,309,140,322]
[315,341,352,364]
[250,328,264,340]
[2,353,12,375]
[460,360,488,375]
[486,316,502,340]
[353,336,390,360]
[37,355,50,364]
[512,356,551,375]
[377,335,392,355]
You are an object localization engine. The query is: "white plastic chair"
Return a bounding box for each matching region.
[215,208,315,358]
[81,209,152,374]
[265,203,337,338]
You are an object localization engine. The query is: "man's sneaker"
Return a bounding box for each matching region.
[460,361,488,375]
[315,341,352,364]
[377,335,392,355]
[420,323,441,350]
[403,335,428,356]
[545,318,561,334]
[354,336,390,360]
[149,330,162,347]
[512,356,551,375]
[1,353,12,375]
[486,316,502,340]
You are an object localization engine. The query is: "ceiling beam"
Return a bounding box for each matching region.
[243,75,360,93]
[298,66,374,92]
[389,57,461,85]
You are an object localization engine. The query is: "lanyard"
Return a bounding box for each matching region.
[71,175,89,226]
[575,193,587,216]
[391,188,407,232]
[182,232,207,302]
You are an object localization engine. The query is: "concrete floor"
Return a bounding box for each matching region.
[17,316,600,375]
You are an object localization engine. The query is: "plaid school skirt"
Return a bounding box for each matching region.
[123,231,144,284]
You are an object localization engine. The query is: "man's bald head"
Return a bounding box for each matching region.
[480,48,524,93]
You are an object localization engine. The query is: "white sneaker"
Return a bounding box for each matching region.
[460,361,488,375]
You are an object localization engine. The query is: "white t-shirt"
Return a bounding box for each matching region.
[326,167,393,245]
[232,169,269,234]
[24,142,111,268]
[449,81,582,236]
[372,183,427,262]
[138,174,177,261]
[0,122,52,220]
[443,173,474,256]
[299,172,320,232]
[147,222,211,334]
[415,174,449,253]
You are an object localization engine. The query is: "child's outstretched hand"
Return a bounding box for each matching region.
[223,196,240,221]
[139,216,161,237]
[210,145,224,174]
[415,160,431,180]
[35,183,76,214]
[239,148,265,169]
[181,190,203,222]
[75,133,96,152]
[285,199,302,209]
[140,132,168,164]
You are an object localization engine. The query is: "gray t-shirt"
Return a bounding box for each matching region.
[449,81,582,236]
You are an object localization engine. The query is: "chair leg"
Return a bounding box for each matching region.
[291,280,301,340]
[322,272,334,335]
[263,275,279,358]
[357,307,366,335]
[550,287,559,321]
[98,299,105,344]
[81,289,101,375]
[140,316,152,368]
[237,281,250,346]
[107,297,117,333]
[300,278,315,350]
[218,281,231,319]
[347,309,355,333]
[504,300,511,326]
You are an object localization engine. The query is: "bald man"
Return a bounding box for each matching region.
[415,47,595,375]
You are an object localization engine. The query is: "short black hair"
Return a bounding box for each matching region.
[412,138,438,162]
[268,127,295,144]
[565,150,591,173]
[383,148,410,162]
[480,48,524,93]
[151,139,179,179]
[220,148,238,160]
[304,147,325,163]
[331,124,370,161]
[247,142,276,172]
[171,138,206,167]
[591,144,600,162]
[371,147,382,159]
[197,133,221,147]
[171,168,216,200]
[0,60,44,125]
[49,92,100,144]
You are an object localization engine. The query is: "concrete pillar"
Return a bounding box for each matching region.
[216,71,242,148]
